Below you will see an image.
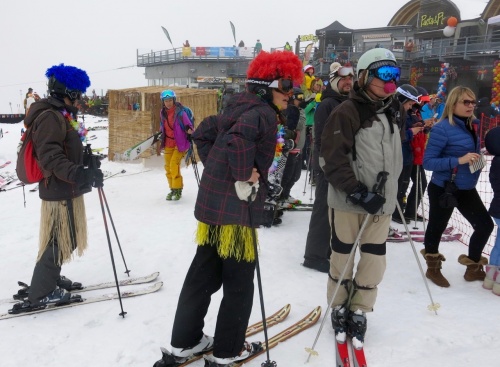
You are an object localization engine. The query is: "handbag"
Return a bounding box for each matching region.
[439,167,459,208]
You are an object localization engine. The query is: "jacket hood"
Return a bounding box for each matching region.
[24,97,77,128]
[221,92,273,128]
[485,126,500,156]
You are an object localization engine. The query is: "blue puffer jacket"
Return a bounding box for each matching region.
[423,115,480,189]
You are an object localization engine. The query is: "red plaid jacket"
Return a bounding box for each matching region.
[192,92,278,227]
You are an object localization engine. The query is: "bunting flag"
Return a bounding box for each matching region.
[303,43,314,66]
[161,26,174,49]
[229,21,236,45]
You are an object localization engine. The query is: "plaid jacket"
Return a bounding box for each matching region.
[193,92,278,227]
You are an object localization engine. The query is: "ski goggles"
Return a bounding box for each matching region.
[66,89,82,101]
[293,93,304,101]
[268,78,293,94]
[337,66,354,77]
[368,65,401,82]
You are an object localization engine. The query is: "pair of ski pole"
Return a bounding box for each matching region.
[305,200,440,362]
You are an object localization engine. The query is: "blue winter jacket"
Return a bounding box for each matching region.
[420,103,434,120]
[423,115,481,190]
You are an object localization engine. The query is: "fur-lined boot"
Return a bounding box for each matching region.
[420,250,450,287]
[458,254,488,282]
[483,265,500,290]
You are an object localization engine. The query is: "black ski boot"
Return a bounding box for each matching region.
[9,287,82,314]
[331,305,348,335]
[12,276,82,301]
[347,309,367,343]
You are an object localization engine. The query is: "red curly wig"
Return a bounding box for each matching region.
[247,51,304,85]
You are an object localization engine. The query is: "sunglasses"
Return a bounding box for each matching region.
[460,99,477,107]
[369,65,401,82]
[268,78,293,94]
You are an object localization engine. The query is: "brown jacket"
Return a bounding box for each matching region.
[24,97,86,201]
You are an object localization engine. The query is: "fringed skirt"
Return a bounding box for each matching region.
[195,222,258,262]
[38,196,88,266]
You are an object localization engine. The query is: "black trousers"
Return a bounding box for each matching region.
[304,170,332,261]
[394,164,412,217]
[171,244,256,358]
[424,182,494,262]
[405,165,428,218]
[280,153,302,199]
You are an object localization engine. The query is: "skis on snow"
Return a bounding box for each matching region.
[2,281,163,320]
[387,226,458,243]
[154,304,292,367]
[1,272,160,305]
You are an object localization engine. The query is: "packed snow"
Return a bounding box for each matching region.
[0,115,498,367]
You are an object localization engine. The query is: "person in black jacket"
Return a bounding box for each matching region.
[10,64,103,314]
[302,62,354,273]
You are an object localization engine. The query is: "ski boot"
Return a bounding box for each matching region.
[172,188,182,201]
[347,309,367,345]
[166,190,175,201]
[9,287,82,314]
[331,305,348,341]
[13,276,82,300]
[153,335,214,367]
[203,341,262,366]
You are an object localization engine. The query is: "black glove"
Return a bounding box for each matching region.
[282,139,295,152]
[347,182,386,214]
[75,167,104,190]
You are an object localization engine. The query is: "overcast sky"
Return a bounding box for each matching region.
[0,0,488,113]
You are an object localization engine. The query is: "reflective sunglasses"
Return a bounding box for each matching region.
[66,89,82,101]
[460,99,477,107]
[268,78,293,94]
[369,65,401,82]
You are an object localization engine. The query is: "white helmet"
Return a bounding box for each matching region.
[356,48,397,79]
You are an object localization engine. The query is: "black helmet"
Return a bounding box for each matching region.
[396,84,420,104]
[292,87,305,101]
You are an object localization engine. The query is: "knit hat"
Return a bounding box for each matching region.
[329,62,354,94]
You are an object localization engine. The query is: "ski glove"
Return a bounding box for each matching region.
[234,181,259,202]
[75,166,104,190]
[347,182,386,215]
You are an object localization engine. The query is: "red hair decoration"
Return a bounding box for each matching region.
[247,51,304,85]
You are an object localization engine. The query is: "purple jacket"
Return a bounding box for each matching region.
[159,103,193,152]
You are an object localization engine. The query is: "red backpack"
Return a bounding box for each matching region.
[16,110,62,184]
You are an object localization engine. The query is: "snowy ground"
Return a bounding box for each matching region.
[0,116,498,367]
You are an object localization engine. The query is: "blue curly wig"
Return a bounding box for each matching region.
[45,63,90,92]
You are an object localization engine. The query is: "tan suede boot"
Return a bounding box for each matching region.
[420,249,450,287]
[457,255,488,281]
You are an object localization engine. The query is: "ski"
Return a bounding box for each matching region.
[228,306,322,367]
[389,226,453,238]
[282,203,314,211]
[350,340,367,367]
[0,160,12,169]
[29,184,39,192]
[335,337,350,367]
[1,271,160,305]
[1,281,163,320]
[387,233,461,243]
[154,304,292,367]
[116,131,162,161]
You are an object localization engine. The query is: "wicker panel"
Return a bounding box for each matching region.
[108,87,217,161]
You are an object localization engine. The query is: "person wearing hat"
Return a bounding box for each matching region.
[303,62,354,273]
[153,50,303,367]
[254,39,262,55]
[301,64,315,97]
[10,63,103,314]
[391,85,425,224]
[320,48,404,346]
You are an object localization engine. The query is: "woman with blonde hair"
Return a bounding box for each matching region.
[422,86,494,287]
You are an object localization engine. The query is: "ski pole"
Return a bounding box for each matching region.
[104,169,126,180]
[395,200,439,315]
[412,165,420,230]
[247,186,276,367]
[97,187,127,318]
[305,213,371,363]
[302,136,313,195]
[100,188,131,276]
[190,153,200,187]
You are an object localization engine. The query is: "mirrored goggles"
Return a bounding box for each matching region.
[369,65,401,82]
[293,93,304,101]
[66,89,82,101]
[268,78,293,94]
[338,66,354,77]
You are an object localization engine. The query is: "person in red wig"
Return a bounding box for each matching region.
[153,51,303,367]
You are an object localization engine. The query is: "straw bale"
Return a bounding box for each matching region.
[108,86,217,161]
